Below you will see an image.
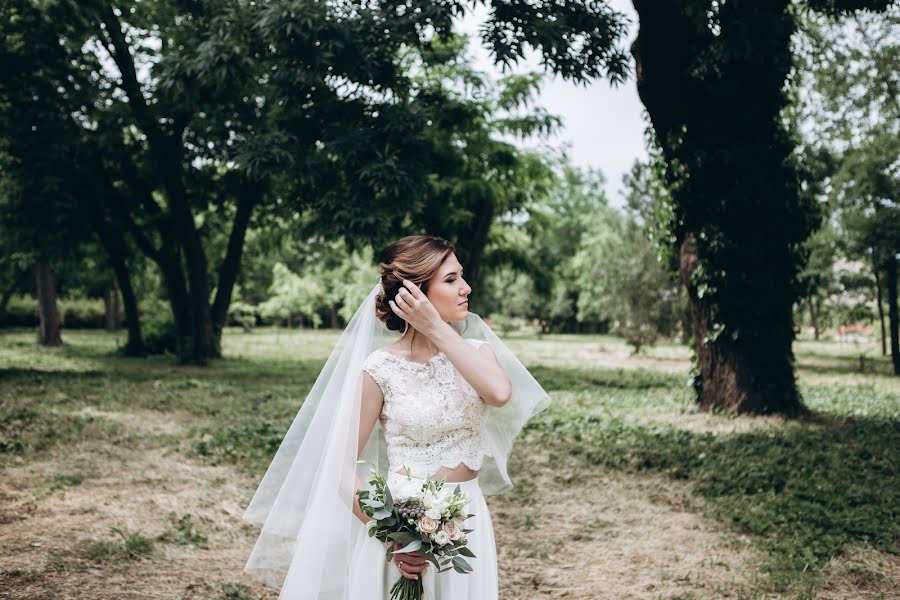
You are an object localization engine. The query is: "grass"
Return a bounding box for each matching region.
[0,325,897,599]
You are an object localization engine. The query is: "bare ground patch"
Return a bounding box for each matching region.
[0,431,273,600]
[490,449,770,600]
[813,545,900,600]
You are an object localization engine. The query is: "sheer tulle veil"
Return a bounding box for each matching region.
[242,281,551,597]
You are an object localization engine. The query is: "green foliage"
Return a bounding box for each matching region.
[573,207,683,352]
[0,400,124,461]
[57,297,107,329]
[85,527,155,563]
[258,263,327,328]
[157,512,208,547]
[0,295,108,329]
[0,295,37,328]
[192,420,288,468]
[527,381,900,593]
[483,163,610,333]
[251,241,379,329]
[216,584,261,600]
[141,311,180,356]
[791,6,899,363]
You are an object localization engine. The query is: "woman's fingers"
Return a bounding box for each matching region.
[399,561,428,573]
[388,299,406,316]
[393,547,427,566]
[395,291,412,307]
[402,279,423,299]
[397,555,428,567]
[396,560,428,579]
[393,544,429,580]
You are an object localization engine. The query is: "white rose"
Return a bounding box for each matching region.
[391,479,421,502]
[432,530,451,546]
[422,492,438,509]
[425,507,442,520]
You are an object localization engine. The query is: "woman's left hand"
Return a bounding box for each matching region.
[388,280,444,336]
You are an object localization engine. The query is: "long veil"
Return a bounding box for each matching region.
[242,282,551,597]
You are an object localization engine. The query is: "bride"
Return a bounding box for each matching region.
[242,235,550,600]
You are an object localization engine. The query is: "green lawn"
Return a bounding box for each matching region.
[0,326,897,599]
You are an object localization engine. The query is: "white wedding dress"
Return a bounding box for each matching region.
[348,338,500,599]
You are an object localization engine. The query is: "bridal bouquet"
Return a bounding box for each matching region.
[356,462,476,600]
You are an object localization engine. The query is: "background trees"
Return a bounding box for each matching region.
[792,6,900,373]
[0,0,632,364]
[629,0,896,415]
[1,0,896,404]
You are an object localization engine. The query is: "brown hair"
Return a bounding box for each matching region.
[375,235,456,334]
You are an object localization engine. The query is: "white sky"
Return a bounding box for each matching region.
[456,0,647,208]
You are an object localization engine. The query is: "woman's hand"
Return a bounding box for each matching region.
[385,540,430,580]
[388,280,445,337]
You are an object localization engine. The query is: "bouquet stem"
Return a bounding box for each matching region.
[389,574,425,600]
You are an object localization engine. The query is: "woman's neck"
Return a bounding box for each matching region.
[399,327,441,356]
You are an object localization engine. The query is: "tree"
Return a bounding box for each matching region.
[0,0,632,364]
[793,6,900,373]
[628,0,896,414]
[574,205,683,352]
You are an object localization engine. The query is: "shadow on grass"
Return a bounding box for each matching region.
[0,368,107,381]
[527,364,684,391]
[795,360,896,378]
[526,408,900,594]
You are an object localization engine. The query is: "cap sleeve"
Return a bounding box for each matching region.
[361,351,388,396]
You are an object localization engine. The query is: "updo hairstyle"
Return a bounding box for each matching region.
[375,235,456,333]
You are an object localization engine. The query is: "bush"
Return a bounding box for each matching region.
[1,295,107,329]
[1,295,37,327]
[141,311,179,356]
[59,297,106,329]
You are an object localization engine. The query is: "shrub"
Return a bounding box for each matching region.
[141,311,179,356]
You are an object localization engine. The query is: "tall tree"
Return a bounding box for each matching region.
[1,0,632,364]
[629,0,896,414]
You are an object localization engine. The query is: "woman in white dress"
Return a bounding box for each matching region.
[242,235,550,600]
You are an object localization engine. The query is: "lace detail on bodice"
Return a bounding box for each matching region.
[361,338,491,479]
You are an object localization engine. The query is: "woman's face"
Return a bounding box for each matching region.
[425,253,471,322]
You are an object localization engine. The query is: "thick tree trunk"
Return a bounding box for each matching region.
[632,0,808,415]
[680,236,804,414]
[885,254,899,375]
[873,258,887,356]
[34,258,62,347]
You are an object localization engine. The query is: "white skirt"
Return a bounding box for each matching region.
[348,472,499,600]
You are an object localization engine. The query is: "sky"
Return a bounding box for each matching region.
[455,0,648,208]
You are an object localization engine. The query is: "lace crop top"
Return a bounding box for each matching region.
[361,338,491,480]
